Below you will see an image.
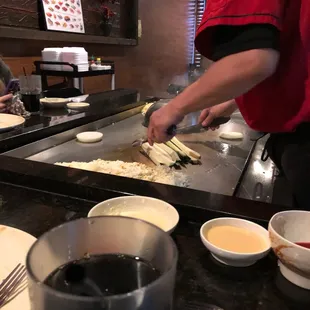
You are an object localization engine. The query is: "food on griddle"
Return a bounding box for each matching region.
[76,132,103,143]
[64,15,70,21]
[46,12,52,17]
[65,3,70,6]
[69,8,75,14]
[171,137,201,160]
[55,21,61,26]
[43,0,49,4]
[58,14,63,19]
[70,24,74,28]
[71,4,76,9]
[164,138,200,164]
[77,8,81,14]
[51,0,56,3]
[219,131,244,140]
[141,143,175,167]
[62,6,68,11]
[48,7,54,11]
[55,4,60,9]
[55,160,189,187]
[166,140,187,158]
[63,22,67,27]
[141,103,154,116]
[141,138,201,166]
[59,1,63,5]
[155,143,180,162]
[77,0,80,6]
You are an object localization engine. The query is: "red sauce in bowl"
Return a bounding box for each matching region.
[296,242,310,249]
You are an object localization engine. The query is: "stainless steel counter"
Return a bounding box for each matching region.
[5,107,259,197]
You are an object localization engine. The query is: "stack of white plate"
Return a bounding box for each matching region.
[61,47,89,72]
[41,48,63,71]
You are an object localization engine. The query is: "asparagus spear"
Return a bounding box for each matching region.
[171,137,201,160]
[154,143,181,162]
[141,143,176,167]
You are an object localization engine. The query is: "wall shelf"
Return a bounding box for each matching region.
[0,26,137,46]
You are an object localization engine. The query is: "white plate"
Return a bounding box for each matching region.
[66,102,90,111]
[40,98,69,109]
[0,225,36,310]
[0,114,25,133]
[76,131,103,143]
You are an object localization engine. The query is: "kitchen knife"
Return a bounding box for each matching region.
[132,117,230,147]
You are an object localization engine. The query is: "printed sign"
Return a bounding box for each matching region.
[41,0,85,33]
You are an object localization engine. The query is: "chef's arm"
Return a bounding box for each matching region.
[214,100,238,117]
[170,48,279,116]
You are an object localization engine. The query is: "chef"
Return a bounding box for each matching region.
[147,1,310,209]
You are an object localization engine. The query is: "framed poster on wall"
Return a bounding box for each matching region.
[41,0,85,33]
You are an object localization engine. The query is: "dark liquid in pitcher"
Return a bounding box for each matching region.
[44,254,161,297]
[21,94,41,113]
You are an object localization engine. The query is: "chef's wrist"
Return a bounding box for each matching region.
[168,99,187,118]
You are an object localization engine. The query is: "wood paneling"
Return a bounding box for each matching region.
[0,0,121,37]
[1,0,189,97]
[0,1,39,29]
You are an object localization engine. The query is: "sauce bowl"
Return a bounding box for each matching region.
[88,196,179,234]
[200,217,271,267]
[269,210,310,290]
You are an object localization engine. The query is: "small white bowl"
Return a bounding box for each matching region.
[40,97,69,109]
[269,210,310,290]
[66,102,90,111]
[88,196,179,234]
[200,217,271,267]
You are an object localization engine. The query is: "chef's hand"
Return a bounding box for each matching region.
[147,104,184,145]
[199,107,220,131]
[199,100,237,130]
[0,94,12,112]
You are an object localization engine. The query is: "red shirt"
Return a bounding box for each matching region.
[195,0,310,133]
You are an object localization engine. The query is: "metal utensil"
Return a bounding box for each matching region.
[133,99,230,147]
[0,264,27,307]
[142,100,230,131]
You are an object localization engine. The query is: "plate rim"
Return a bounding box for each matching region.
[0,113,25,129]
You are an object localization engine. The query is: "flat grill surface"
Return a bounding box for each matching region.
[25,112,255,196]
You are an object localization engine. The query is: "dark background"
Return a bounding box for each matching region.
[0,0,189,97]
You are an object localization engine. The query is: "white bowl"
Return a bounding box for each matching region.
[66,102,90,111]
[200,217,271,267]
[269,210,310,290]
[40,97,69,109]
[88,196,179,234]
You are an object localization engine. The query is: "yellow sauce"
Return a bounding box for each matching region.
[206,225,267,253]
